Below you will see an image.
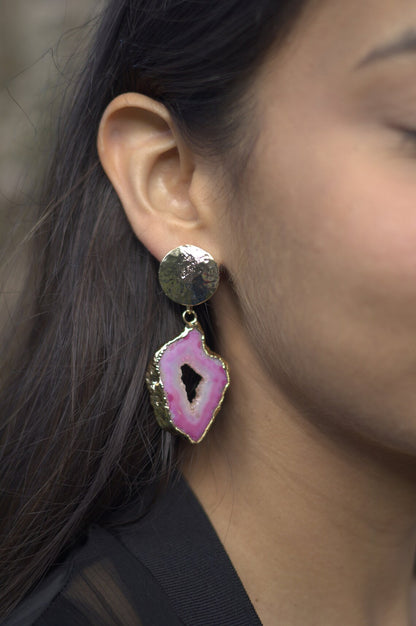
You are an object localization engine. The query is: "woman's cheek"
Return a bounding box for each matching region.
[236,136,416,450]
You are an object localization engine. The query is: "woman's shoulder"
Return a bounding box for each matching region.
[4,519,183,626]
[3,478,185,626]
[4,474,261,626]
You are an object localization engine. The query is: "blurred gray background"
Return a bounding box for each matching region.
[0,0,102,224]
[0,0,103,326]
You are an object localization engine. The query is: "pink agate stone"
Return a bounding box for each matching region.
[158,327,229,443]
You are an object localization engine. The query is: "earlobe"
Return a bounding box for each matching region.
[97,92,201,261]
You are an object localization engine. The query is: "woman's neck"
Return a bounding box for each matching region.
[182,332,416,626]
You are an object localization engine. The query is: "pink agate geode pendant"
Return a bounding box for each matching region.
[146,311,230,444]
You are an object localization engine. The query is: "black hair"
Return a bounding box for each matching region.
[0,0,309,618]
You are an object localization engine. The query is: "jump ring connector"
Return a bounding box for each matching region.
[183,307,198,327]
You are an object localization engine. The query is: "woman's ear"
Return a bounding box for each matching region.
[97,93,222,263]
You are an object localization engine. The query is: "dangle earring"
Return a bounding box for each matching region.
[146,245,230,444]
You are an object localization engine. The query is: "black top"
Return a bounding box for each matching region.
[4,474,262,625]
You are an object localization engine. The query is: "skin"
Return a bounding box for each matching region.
[98,0,416,623]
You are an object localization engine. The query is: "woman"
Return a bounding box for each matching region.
[2,0,416,623]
